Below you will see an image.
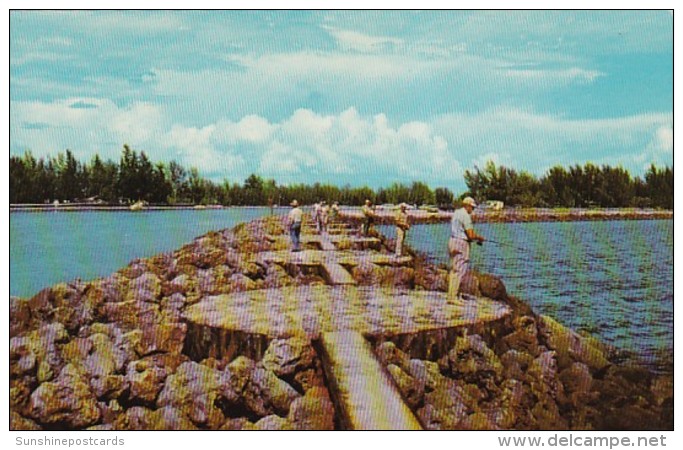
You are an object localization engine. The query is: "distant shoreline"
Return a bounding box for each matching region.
[9,204,672,223]
[341,208,673,224]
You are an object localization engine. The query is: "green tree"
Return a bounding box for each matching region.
[243,174,266,205]
[408,181,435,205]
[117,145,139,202]
[645,164,673,209]
[55,150,84,201]
[435,187,454,208]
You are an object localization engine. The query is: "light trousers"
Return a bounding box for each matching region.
[448,238,470,297]
[395,227,406,256]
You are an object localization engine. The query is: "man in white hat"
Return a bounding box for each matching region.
[361,199,376,236]
[395,203,410,256]
[448,196,485,298]
[288,200,303,252]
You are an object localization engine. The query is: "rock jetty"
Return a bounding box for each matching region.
[10,214,672,430]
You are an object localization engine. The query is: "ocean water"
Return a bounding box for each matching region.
[380,220,673,372]
[10,210,673,371]
[10,208,281,298]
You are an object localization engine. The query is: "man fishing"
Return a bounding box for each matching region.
[288,200,303,252]
[395,203,410,256]
[448,196,485,299]
[361,199,376,236]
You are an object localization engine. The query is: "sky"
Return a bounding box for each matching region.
[9,10,673,191]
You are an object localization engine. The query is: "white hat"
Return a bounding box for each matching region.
[290,199,299,207]
[462,197,477,207]
[400,203,407,209]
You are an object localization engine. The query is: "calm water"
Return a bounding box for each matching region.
[381,220,673,372]
[11,210,673,371]
[10,208,281,298]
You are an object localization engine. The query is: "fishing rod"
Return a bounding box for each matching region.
[481,238,537,256]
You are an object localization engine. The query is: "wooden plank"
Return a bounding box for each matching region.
[321,262,357,285]
[319,331,423,430]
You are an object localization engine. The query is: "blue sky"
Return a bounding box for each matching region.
[9,10,673,191]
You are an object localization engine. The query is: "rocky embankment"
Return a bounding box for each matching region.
[374,273,673,430]
[10,215,673,430]
[10,218,337,431]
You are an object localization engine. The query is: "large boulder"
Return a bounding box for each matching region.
[229,273,257,291]
[10,323,69,383]
[136,321,187,356]
[447,334,503,382]
[27,364,101,429]
[253,415,294,430]
[11,289,54,337]
[225,356,256,394]
[405,359,444,393]
[166,274,196,296]
[243,367,301,417]
[114,406,197,431]
[417,377,470,431]
[413,266,448,292]
[126,273,162,303]
[499,316,542,357]
[157,361,237,429]
[538,315,610,372]
[527,351,563,400]
[10,411,42,430]
[380,266,415,288]
[98,299,160,330]
[387,364,424,409]
[375,341,410,369]
[125,354,184,404]
[261,337,316,377]
[351,261,380,285]
[50,281,108,333]
[82,333,128,377]
[292,367,326,393]
[500,350,534,380]
[287,387,335,430]
[263,264,293,289]
[476,273,507,301]
[220,418,257,430]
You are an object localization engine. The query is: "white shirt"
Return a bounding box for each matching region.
[288,207,303,224]
[451,207,473,240]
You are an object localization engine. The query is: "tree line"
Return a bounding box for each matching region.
[10,146,673,209]
[9,146,454,207]
[464,161,673,209]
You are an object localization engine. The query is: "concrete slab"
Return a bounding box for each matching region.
[319,331,423,430]
[183,285,511,338]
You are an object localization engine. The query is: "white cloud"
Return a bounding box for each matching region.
[324,26,404,53]
[636,125,674,169]
[110,103,165,144]
[433,107,672,176]
[504,67,605,85]
[10,98,673,191]
[213,115,275,145]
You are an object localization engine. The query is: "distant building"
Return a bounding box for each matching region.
[485,200,504,210]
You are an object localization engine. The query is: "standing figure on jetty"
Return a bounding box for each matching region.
[395,203,411,256]
[315,201,329,233]
[320,201,330,234]
[361,199,376,236]
[330,201,340,224]
[448,197,485,298]
[288,200,303,252]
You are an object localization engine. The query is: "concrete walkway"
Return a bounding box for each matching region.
[319,331,423,430]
